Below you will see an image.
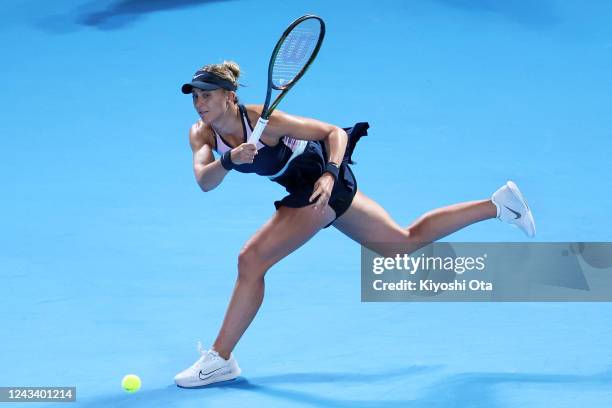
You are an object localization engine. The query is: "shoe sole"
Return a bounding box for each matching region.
[506,181,536,237]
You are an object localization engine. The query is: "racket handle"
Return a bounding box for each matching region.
[247,117,269,145]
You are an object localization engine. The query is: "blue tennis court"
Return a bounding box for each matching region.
[2,0,611,406]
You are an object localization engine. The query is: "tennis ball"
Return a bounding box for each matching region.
[121,374,141,393]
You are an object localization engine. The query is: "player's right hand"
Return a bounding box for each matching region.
[230,143,258,165]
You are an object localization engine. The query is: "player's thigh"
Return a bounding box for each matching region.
[240,203,336,269]
[333,190,421,255]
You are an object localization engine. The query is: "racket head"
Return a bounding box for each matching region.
[268,15,325,92]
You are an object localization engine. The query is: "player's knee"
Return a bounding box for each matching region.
[237,244,268,281]
[406,220,428,247]
[406,223,421,242]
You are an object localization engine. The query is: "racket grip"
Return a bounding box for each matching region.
[247,117,269,145]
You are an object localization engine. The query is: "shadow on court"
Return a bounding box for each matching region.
[34,0,236,32]
[76,0,236,29]
[76,366,612,407]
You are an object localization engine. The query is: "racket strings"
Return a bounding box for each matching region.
[272,20,322,88]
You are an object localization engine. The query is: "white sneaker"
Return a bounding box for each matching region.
[174,342,241,388]
[491,181,536,238]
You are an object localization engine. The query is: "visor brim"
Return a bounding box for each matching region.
[181,81,223,94]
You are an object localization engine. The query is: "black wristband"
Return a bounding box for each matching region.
[323,162,340,182]
[220,150,235,171]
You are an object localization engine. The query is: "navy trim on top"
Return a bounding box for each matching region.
[240,104,274,148]
[214,106,244,149]
[239,104,253,132]
[210,123,218,151]
[238,105,248,144]
[214,104,277,150]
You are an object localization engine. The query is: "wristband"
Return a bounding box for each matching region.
[323,162,340,182]
[220,150,235,171]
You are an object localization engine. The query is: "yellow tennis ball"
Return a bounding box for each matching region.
[121,374,141,393]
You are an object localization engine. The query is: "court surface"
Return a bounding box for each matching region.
[1,0,611,406]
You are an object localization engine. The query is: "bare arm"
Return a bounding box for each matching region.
[189,123,229,192]
[246,105,348,165]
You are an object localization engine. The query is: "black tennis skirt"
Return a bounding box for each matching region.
[271,122,369,228]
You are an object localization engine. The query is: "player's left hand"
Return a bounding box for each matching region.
[309,173,335,211]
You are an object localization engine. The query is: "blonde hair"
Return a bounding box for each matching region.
[201,60,240,103]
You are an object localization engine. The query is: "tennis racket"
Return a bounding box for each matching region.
[247,14,325,145]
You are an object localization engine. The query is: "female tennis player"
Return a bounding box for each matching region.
[173,61,536,387]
